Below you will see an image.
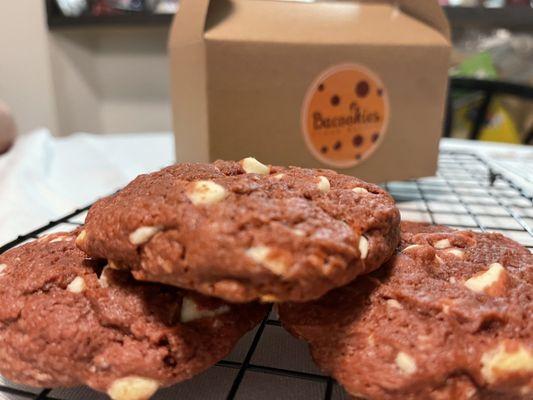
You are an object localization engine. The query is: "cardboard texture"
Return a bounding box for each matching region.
[169,0,451,183]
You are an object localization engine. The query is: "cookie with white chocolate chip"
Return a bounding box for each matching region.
[279,222,533,400]
[76,158,400,303]
[0,231,267,400]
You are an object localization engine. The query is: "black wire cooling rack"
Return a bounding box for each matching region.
[0,150,532,400]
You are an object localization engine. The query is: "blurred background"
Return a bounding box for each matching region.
[0,0,531,145]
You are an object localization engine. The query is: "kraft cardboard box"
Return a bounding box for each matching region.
[169,0,451,183]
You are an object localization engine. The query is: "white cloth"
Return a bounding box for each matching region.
[0,129,174,245]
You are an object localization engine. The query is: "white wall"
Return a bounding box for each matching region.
[0,2,171,136]
[50,27,172,136]
[0,1,59,135]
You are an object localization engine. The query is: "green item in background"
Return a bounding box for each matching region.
[451,52,498,80]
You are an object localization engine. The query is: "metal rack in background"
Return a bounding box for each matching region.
[0,151,532,400]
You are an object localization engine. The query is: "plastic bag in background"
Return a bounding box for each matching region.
[454,29,533,85]
[55,0,88,16]
[145,0,179,14]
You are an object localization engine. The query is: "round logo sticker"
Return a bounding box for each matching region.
[301,64,390,168]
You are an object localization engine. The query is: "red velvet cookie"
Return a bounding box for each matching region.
[76,158,400,303]
[0,231,267,400]
[280,222,533,400]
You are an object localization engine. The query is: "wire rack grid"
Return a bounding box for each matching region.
[0,150,531,400]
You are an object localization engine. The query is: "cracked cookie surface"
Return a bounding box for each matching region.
[279,222,533,400]
[76,158,400,303]
[0,231,267,399]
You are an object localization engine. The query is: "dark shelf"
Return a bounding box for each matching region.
[47,13,173,29]
[444,6,533,31]
[45,2,533,31]
[45,0,173,29]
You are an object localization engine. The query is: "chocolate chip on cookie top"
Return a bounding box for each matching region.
[76,158,400,303]
[279,222,533,400]
[0,231,267,399]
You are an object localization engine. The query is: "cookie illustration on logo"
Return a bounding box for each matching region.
[301,64,390,168]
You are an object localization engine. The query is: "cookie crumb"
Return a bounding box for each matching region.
[67,276,87,294]
[316,176,330,193]
[107,376,159,400]
[129,226,162,245]
[241,157,270,175]
[187,180,227,206]
[395,351,417,375]
[180,297,230,323]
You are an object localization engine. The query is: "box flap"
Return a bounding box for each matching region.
[169,0,450,47]
[398,0,450,40]
[168,0,210,47]
[202,1,449,46]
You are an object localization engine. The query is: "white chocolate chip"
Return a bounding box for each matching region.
[481,342,533,384]
[186,180,227,206]
[50,235,73,243]
[75,230,87,247]
[246,246,289,275]
[273,173,285,180]
[67,276,87,293]
[401,244,422,253]
[129,226,162,245]
[0,264,7,276]
[464,263,507,295]
[387,299,403,310]
[433,239,451,249]
[99,266,112,288]
[449,277,457,284]
[317,176,330,193]
[107,376,159,400]
[444,248,464,258]
[395,352,417,375]
[292,228,306,237]
[241,157,270,175]
[109,260,121,270]
[352,187,368,194]
[180,297,230,323]
[260,294,281,303]
[359,236,369,260]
